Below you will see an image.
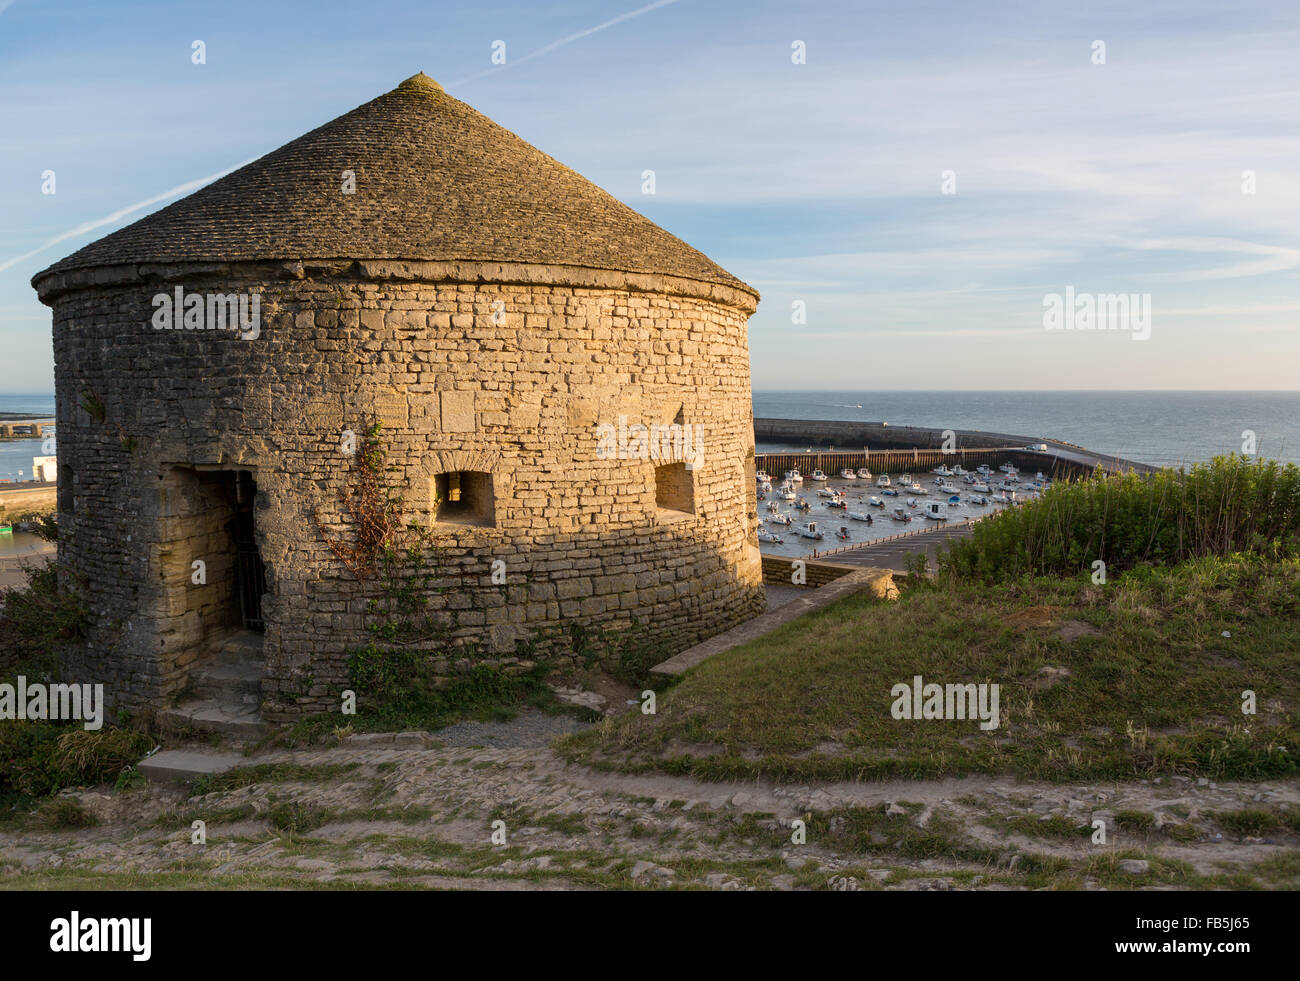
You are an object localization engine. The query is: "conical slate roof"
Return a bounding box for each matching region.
[35,73,751,294]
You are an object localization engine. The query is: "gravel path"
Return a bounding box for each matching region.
[433,709,592,748]
[4,739,1297,891]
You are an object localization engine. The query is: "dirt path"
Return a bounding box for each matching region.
[3,723,1297,890]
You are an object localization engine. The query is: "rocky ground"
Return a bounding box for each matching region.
[2,708,1297,890]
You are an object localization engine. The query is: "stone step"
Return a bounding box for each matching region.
[157,699,269,739]
[192,659,263,701]
[209,629,265,665]
[138,749,246,785]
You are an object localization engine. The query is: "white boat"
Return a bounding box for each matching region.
[759,480,772,494]
[876,474,892,488]
[755,470,770,483]
[923,501,948,520]
[780,482,797,501]
[816,487,839,498]
[757,529,784,544]
[848,510,874,521]
[1035,471,1047,482]
[908,481,927,495]
[769,512,792,526]
[906,498,918,508]
[890,506,911,522]
[840,469,858,480]
[952,465,969,476]
[933,477,951,490]
[932,464,953,477]
[998,462,1019,475]
[857,468,873,479]
[868,496,884,508]
[810,469,829,482]
[971,483,992,494]
[899,473,914,485]
[825,497,847,510]
[976,465,992,476]
[966,495,989,505]
[785,469,803,483]
[766,499,781,512]
[798,521,824,540]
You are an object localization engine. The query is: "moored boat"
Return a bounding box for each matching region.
[810,469,829,482]
[840,468,858,480]
[798,521,824,540]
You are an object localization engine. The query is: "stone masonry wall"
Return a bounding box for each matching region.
[45,262,764,719]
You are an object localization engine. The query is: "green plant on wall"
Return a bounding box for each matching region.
[314,421,404,580]
[78,390,105,423]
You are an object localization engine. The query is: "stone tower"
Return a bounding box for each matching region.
[31,73,764,724]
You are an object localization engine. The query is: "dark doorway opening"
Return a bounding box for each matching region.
[225,470,266,632]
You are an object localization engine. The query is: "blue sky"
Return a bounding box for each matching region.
[1,0,1298,391]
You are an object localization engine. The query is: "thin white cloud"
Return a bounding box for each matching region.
[451,0,683,86]
[0,1,17,15]
[0,160,254,273]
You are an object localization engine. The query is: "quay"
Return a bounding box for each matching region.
[754,417,1156,480]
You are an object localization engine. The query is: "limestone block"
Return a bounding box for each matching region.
[440,390,476,432]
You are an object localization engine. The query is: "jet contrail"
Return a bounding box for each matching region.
[451,0,683,86]
[0,159,254,273]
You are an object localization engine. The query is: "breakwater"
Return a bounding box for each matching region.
[754,417,1155,477]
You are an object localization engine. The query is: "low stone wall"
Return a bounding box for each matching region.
[761,555,858,588]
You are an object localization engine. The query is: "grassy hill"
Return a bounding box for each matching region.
[560,458,1300,783]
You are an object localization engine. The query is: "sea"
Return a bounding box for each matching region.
[754,391,1300,468]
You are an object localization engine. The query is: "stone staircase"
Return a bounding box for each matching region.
[157,630,268,740]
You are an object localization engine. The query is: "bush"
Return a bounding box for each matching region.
[0,563,86,676]
[940,455,1300,582]
[0,723,152,799]
[344,644,549,729]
